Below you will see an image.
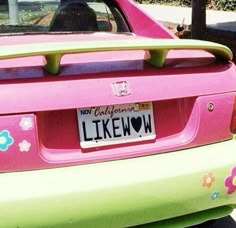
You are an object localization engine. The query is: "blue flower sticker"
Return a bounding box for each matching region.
[0,130,14,151]
[211,191,219,200]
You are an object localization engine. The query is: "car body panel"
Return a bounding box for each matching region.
[0,0,236,226]
[116,0,175,38]
[1,140,236,227]
[0,58,235,171]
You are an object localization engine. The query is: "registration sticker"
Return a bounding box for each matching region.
[77,102,156,148]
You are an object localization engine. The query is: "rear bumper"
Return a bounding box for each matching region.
[1,140,236,227]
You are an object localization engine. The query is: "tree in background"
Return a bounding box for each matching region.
[191,0,206,39]
[135,0,235,11]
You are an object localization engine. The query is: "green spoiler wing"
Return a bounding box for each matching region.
[0,38,233,74]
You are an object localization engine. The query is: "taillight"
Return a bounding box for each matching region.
[230,98,236,134]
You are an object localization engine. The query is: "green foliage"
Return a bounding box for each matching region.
[136,0,236,11]
[213,0,236,11]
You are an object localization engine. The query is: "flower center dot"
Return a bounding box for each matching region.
[0,137,6,144]
[206,177,212,184]
[232,177,236,186]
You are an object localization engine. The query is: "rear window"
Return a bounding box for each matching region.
[0,0,130,34]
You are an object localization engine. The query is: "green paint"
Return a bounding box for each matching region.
[45,54,62,75]
[0,140,236,227]
[147,49,168,67]
[0,39,233,74]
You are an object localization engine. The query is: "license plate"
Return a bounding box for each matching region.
[77,102,156,148]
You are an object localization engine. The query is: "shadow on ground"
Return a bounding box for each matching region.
[190,216,236,227]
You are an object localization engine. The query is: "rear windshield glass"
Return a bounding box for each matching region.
[0,0,130,34]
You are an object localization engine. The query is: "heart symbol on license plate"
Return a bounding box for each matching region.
[131,117,142,133]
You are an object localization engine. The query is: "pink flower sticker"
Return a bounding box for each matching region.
[19,117,33,131]
[225,167,236,194]
[202,172,215,188]
[19,140,31,152]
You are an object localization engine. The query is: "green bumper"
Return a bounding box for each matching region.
[2,140,236,227]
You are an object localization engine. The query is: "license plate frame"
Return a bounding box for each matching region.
[77,102,156,149]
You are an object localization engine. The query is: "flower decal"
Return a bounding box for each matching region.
[19,140,31,152]
[225,167,236,194]
[202,172,215,188]
[211,191,219,200]
[0,130,14,151]
[19,117,33,131]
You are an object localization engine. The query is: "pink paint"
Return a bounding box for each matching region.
[0,1,235,171]
[117,0,175,38]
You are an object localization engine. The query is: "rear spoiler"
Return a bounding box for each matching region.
[0,38,233,74]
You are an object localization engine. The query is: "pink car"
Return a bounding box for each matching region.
[0,0,236,227]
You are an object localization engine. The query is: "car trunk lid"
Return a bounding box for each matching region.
[0,34,235,171]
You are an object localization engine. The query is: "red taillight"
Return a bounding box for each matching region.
[231,99,236,133]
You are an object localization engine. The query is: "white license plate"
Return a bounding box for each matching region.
[77,102,156,148]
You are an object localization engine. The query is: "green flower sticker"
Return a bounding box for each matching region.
[0,130,14,151]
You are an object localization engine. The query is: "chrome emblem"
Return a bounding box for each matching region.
[112,81,130,97]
